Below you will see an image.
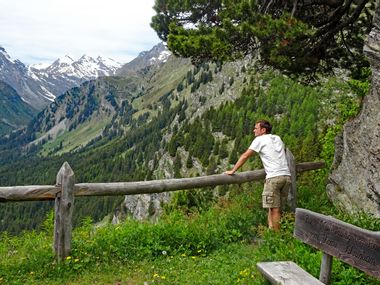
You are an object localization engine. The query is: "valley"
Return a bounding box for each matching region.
[1,2,379,284]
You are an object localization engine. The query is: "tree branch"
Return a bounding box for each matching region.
[303,0,344,8]
[312,0,368,51]
[291,0,299,17]
[264,0,275,14]
[314,0,359,36]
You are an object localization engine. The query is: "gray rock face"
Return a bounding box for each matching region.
[111,153,174,223]
[327,3,380,217]
[112,193,171,224]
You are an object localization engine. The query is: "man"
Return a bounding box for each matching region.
[225,120,291,231]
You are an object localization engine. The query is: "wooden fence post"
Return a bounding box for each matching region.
[285,148,297,211]
[54,162,75,261]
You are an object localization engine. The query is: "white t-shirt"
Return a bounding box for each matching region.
[249,134,291,179]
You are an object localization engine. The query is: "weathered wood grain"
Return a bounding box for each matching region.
[285,148,297,211]
[54,162,75,261]
[257,261,324,285]
[0,185,60,201]
[295,161,325,172]
[0,161,324,202]
[74,169,266,196]
[294,208,380,279]
[319,253,333,284]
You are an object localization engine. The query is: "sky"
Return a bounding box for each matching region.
[0,0,161,65]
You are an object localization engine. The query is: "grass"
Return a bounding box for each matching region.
[1,174,379,285]
[23,243,267,285]
[131,57,191,111]
[40,117,111,156]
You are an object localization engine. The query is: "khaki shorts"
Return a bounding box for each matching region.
[262,175,291,209]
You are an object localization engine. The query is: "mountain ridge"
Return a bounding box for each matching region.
[0,43,189,155]
[30,54,121,78]
[0,81,37,135]
[0,47,123,111]
[0,45,363,234]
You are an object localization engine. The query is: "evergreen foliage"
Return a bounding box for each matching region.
[0,100,188,234]
[0,49,373,285]
[151,0,374,74]
[0,2,375,281]
[169,71,354,172]
[0,69,363,235]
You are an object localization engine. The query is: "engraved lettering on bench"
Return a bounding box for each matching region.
[350,247,376,265]
[295,208,380,278]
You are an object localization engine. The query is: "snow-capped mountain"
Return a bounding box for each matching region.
[0,43,168,114]
[117,42,170,76]
[0,46,51,110]
[4,43,181,156]
[28,55,121,109]
[0,46,122,111]
[31,54,121,78]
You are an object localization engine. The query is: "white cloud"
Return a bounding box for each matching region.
[0,0,160,65]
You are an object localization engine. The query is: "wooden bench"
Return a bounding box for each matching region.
[257,208,380,285]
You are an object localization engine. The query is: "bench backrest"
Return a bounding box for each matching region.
[294,208,380,279]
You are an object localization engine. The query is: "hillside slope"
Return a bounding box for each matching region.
[0,81,37,135]
[0,62,361,234]
[0,47,250,233]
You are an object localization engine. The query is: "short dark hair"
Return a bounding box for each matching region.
[256,120,272,134]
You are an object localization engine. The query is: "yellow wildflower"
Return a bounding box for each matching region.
[239,269,249,277]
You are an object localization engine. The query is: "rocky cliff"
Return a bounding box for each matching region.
[327,2,380,217]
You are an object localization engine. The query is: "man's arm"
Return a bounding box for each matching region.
[225,149,255,175]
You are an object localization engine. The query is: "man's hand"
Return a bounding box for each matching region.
[224,149,254,176]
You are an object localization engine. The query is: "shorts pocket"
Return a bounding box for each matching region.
[262,193,274,207]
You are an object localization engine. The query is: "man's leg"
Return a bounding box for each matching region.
[268,207,281,231]
[263,177,281,230]
[267,209,273,228]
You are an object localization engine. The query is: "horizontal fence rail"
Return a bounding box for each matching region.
[0,159,325,261]
[0,161,324,202]
[0,185,60,202]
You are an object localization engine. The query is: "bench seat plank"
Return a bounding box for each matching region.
[257,261,324,285]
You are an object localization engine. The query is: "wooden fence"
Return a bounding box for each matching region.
[0,159,324,261]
